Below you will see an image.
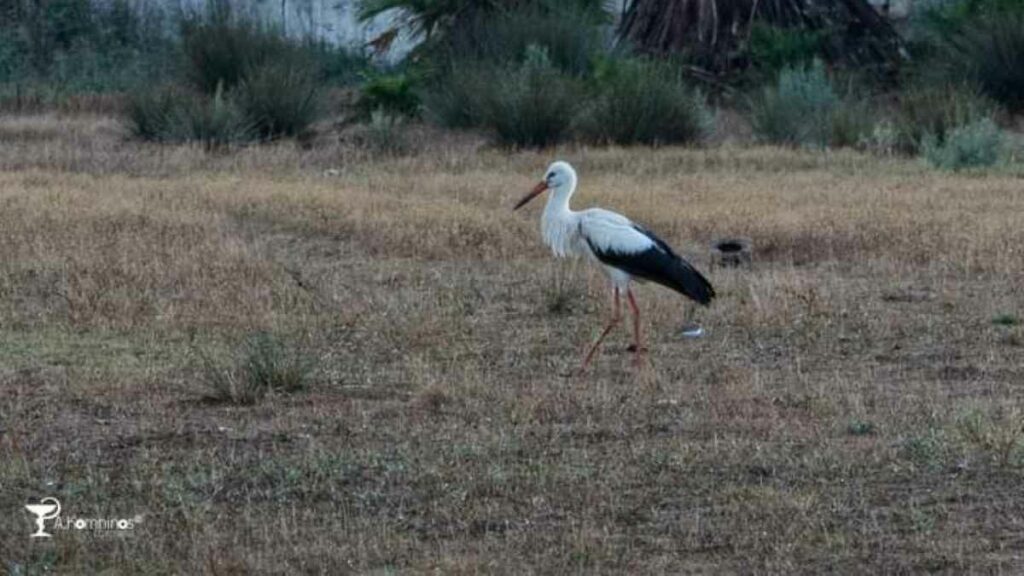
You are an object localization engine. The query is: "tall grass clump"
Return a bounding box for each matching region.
[199,332,316,405]
[895,84,995,153]
[125,85,181,141]
[750,60,838,147]
[170,85,255,150]
[125,83,254,149]
[236,59,321,140]
[474,45,581,148]
[922,117,1004,171]
[578,58,711,145]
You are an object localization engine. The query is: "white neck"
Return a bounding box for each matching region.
[540,177,579,257]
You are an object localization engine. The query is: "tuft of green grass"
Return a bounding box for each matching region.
[902,428,950,472]
[198,332,315,405]
[992,314,1020,326]
[543,263,585,316]
[957,408,1024,468]
[847,420,876,436]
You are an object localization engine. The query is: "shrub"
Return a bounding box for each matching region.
[922,117,1004,170]
[125,85,180,141]
[746,23,826,78]
[123,2,322,147]
[168,84,254,150]
[895,84,994,153]
[200,332,315,405]
[475,45,581,148]
[236,59,322,140]
[943,13,1024,112]
[358,72,421,118]
[421,63,487,128]
[443,4,606,76]
[829,97,874,149]
[577,58,711,145]
[750,60,838,147]
[179,4,293,95]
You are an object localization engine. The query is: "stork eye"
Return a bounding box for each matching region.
[546,172,555,181]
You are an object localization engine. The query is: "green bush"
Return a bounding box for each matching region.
[237,59,322,140]
[421,63,487,128]
[444,4,606,76]
[829,95,874,149]
[127,83,253,148]
[944,13,1024,112]
[169,85,254,150]
[577,58,711,145]
[475,45,581,148]
[179,5,294,95]
[746,23,826,78]
[125,85,181,141]
[895,84,994,153]
[922,117,1004,170]
[750,60,838,147]
[358,72,421,118]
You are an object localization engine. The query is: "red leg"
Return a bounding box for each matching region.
[581,288,621,371]
[626,288,645,365]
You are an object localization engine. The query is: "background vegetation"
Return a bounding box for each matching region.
[3,0,1021,166]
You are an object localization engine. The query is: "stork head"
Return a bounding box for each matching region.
[514,161,576,210]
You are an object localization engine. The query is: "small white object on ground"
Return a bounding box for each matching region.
[680,325,705,338]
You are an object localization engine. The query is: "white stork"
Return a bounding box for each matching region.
[514,161,715,370]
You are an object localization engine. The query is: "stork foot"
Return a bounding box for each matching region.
[626,344,648,353]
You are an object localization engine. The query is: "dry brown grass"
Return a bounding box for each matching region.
[2,114,1024,573]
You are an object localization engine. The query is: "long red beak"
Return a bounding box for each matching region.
[514,181,548,210]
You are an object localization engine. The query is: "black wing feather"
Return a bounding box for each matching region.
[586,224,715,305]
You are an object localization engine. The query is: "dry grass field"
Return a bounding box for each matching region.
[2,113,1024,574]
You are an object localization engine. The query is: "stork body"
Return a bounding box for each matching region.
[515,161,714,369]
